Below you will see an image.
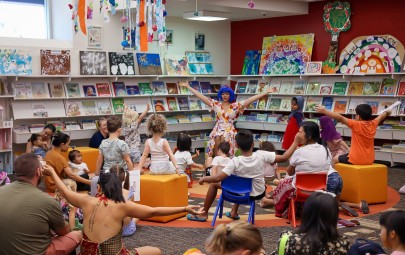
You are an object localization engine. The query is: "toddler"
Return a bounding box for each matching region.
[138,114,180,175]
[28,133,46,160]
[122,103,150,169]
[68,150,90,191]
[174,133,204,187]
[205,142,231,177]
[55,180,83,231]
[259,141,280,179]
[282,96,305,150]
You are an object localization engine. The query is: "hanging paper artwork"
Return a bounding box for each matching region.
[40,50,71,75]
[136,53,163,75]
[259,34,315,75]
[78,0,87,35]
[165,56,190,75]
[339,35,404,74]
[0,49,32,75]
[242,50,261,75]
[87,0,94,19]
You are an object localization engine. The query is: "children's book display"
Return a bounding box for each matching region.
[153,98,167,112]
[31,82,49,98]
[82,85,97,97]
[49,83,66,98]
[112,98,124,114]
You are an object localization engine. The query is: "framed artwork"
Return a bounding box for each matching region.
[305,61,323,74]
[87,26,102,48]
[136,53,162,75]
[166,30,173,45]
[195,33,205,51]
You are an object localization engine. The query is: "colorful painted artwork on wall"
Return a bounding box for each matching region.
[242,50,261,75]
[0,49,32,75]
[165,56,189,75]
[109,52,135,75]
[259,34,315,75]
[40,50,71,75]
[339,35,404,74]
[186,51,214,75]
[136,53,162,75]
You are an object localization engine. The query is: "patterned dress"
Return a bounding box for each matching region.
[207,99,245,156]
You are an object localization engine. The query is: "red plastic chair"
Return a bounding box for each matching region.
[288,172,328,227]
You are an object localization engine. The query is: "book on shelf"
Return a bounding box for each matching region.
[333,100,348,114]
[126,85,140,95]
[151,81,168,95]
[189,98,203,110]
[81,120,97,130]
[179,85,191,95]
[398,99,405,115]
[14,82,33,99]
[189,114,202,122]
[236,81,247,93]
[305,97,322,112]
[292,81,305,95]
[200,82,212,93]
[112,98,124,114]
[139,82,153,95]
[14,125,29,133]
[29,124,45,133]
[246,80,258,94]
[188,80,201,93]
[257,96,268,110]
[96,83,111,97]
[112,82,127,96]
[65,100,82,116]
[166,83,179,95]
[237,115,248,121]
[347,82,364,95]
[319,84,332,95]
[32,103,48,117]
[280,97,292,111]
[267,134,282,142]
[66,83,81,98]
[267,114,282,123]
[97,101,112,114]
[166,116,178,124]
[210,95,219,101]
[82,84,97,97]
[268,80,281,94]
[256,82,269,94]
[175,115,190,123]
[246,113,257,121]
[0,80,9,96]
[256,113,268,122]
[279,81,293,94]
[268,98,282,111]
[211,84,221,93]
[363,81,381,96]
[305,82,321,95]
[166,97,179,111]
[332,82,348,95]
[177,97,190,110]
[153,98,167,112]
[398,82,405,96]
[348,98,364,114]
[48,83,66,98]
[82,100,98,115]
[377,100,397,115]
[247,100,258,109]
[65,121,81,131]
[201,114,214,122]
[380,78,398,96]
[46,121,63,131]
[31,82,50,98]
[322,97,334,111]
[365,100,379,114]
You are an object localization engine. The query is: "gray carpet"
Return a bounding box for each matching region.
[121,166,405,254]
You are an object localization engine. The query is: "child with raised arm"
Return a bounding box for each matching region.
[316,104,391,165]
[122,103,150,169]
[282,96,305,150]
[138,114,180,175]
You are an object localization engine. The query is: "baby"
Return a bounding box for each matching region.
[68,150,90,191]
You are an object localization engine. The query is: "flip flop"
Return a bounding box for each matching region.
[340,204,358,217]
[225,212,240,220]
[186,214,207,222]
[360,200,369,214]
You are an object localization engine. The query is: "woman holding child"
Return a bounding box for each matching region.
[178,81,271,157]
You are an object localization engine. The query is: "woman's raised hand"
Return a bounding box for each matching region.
[42,164,56,176]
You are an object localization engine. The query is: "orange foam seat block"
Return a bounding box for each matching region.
[335,163,387,204]
[62,147,99,173]
[138,173,188,223]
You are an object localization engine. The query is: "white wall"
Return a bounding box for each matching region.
[0,0,231,75]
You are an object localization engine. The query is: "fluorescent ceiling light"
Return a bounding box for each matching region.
[183,11,228,21]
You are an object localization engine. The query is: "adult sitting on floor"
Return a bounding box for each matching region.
[89,117,109,149]
[43,162,203,255]
[44,131,91,193]
[0,153,82,255]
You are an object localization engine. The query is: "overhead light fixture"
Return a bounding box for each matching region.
[183,11,228,21]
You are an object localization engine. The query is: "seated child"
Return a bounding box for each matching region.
[174,133,204,187]
[68,150,90,191]
[55,180,83,231]
[205,142,231,177]
[27,133,46,160]
[258,141,280,179]
[138,114,180,175]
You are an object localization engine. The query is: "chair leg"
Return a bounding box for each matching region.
[219,199,224,219]
[289,198,296,228]
[250,202,255,225]
[211,197,223,227]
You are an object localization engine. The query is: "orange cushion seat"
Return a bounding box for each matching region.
[335,163,387,204]
[62,147,99,173]
[138,173,188,223]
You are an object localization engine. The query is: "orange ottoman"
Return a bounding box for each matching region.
[138,173,188,222]
[62,147,99,173]
[335,163,387,204]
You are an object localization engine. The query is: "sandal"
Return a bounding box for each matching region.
[340,204,358,217]
[360,200,369,214]
[225,212,240,220]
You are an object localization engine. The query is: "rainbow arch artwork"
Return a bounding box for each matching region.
[259,34,315,75]
[339,35,404,74]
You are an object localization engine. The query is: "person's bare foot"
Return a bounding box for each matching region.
[259,198,275,208]
[273,179,280,186]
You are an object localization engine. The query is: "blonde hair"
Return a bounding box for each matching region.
[205,221,263,255]
[123,107,139,126]
[146,114,167,135]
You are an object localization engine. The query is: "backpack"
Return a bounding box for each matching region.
[348,238,387,255]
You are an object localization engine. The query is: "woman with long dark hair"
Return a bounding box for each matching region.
[272,192,350,254]
[379,210,405,254]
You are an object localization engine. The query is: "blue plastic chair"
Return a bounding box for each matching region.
[211,175,255,227]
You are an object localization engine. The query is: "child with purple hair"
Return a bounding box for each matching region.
[319,116,350,164]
